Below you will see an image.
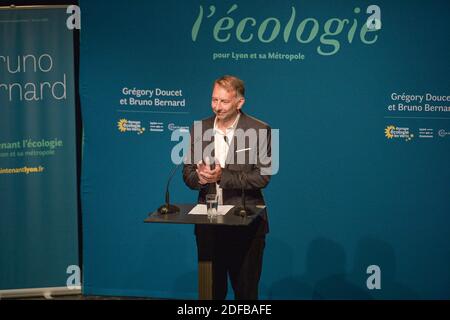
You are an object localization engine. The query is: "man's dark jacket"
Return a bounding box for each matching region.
[183,111,272,239]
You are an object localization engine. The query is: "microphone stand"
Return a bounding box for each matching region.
[157,164,180,215]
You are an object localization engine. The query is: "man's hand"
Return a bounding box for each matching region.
[196,161,208,185]
[196,161,222,185]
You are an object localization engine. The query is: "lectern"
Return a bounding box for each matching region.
[144,204,266,300]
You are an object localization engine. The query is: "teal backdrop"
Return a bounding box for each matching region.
[0,7,79,290]
[80,0,450,299]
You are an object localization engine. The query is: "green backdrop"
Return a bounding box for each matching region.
[80,0,449,299]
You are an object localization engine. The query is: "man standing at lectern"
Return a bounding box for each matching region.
[183,75,272,300]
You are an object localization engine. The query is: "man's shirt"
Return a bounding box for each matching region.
[213,112,241,205]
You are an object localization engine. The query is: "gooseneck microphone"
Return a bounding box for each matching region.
[224,134,255,217]
[157,164,181,215]
[233,172,254,217]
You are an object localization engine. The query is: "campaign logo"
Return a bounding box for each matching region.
[385,125,413,141]
[117,119,145,135]
[438,129,449,138]
[168,123,189,133]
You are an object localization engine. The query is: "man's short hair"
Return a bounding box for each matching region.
[214,75,245,98]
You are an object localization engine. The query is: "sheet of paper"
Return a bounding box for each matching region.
[188,204,234,216]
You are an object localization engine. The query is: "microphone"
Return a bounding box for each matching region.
[233,173,256,217]
[223,134,255,217]
[157,163,181,215]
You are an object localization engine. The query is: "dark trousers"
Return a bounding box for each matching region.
[196,228,266,300]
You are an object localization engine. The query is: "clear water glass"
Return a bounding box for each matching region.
[206,194,218,219]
